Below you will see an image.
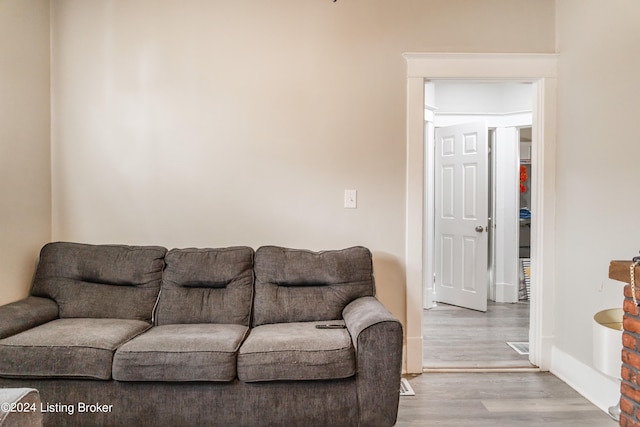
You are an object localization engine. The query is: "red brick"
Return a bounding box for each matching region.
[622,382,640,404]
[622,350,640,368]
[625,333,639,351]
[623,366,638,384]
[621,412,640,427]
[625,317,640,334]
[626,300,640,316]
[625,285,638,299]
[622,396,635,415]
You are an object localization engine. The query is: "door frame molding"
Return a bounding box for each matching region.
[403,53,558,373]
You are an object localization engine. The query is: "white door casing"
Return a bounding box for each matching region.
[403,53,558,374]
[434,123,488,312]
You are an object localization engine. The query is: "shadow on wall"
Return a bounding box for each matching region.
[372,251,406,329]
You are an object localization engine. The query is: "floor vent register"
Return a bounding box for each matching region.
[400,378,415,396]
[506,342,530,355]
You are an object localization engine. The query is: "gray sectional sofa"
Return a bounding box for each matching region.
[0,242,403,426]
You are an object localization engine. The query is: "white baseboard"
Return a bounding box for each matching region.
[535,334,554,371]
[405,336,423,374]
[494,282,518,303]
[550,345,619,413]
[402,344,407,374]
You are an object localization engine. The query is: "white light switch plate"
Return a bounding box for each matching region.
[344,189,357,209]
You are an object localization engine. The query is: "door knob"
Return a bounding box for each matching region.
[475,226,484,232]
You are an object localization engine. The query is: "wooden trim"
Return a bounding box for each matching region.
[403,52,558,372]
[404,76,425,374]
[609,260,640,283]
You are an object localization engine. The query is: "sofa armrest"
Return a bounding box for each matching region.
[0,296,59,339]
[343,296,403,427]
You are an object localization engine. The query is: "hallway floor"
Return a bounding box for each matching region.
[396,371,615,426]
[423,301,535,369]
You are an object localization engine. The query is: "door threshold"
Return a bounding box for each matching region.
[423,359,538,372]
[423,366,540,373]
[424,358,536,368]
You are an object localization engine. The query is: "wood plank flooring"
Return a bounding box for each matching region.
[423,301,535,369]
[396,372,616,426]
[404,301,615,425]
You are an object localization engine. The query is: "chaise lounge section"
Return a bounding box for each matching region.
[0,242,402,426]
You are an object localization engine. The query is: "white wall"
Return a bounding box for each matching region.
[493,127,520,302]
[49,0,556,326]
[552,0,640,410]
[433,82,533,114]
[0,0,51,306]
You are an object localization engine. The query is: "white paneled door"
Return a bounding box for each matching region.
[434,122,489,312]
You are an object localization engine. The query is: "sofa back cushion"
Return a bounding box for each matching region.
[252,246,375,326]
[31,242,166,322]
[155,247,254,326]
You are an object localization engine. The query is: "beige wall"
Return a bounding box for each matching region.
[8,0,640,405]
[49,1,555,324]
[555,0,640,368]
[0,0,51,306]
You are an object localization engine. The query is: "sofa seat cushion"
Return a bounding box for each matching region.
[112,324,249,382]
[0,318,150,380]
[237,320,355,382]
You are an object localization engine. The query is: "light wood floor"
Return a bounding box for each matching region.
[396,372,615,426]
[423,301,535,369]
[404,301,615,426]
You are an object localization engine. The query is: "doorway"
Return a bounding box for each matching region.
[426,81,532,311]
[403,53,558,374]
[424,81,534,369]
